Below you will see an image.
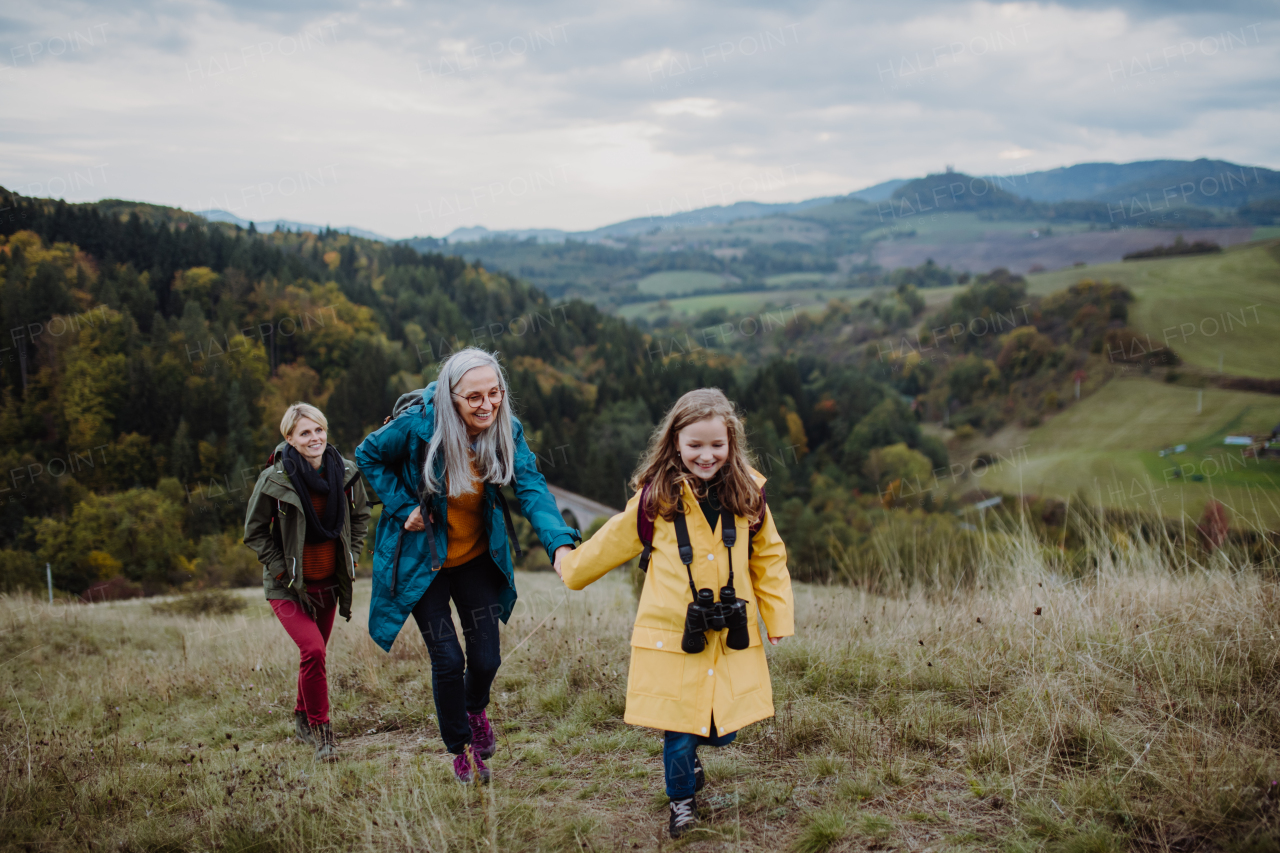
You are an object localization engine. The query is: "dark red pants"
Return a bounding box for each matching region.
[271,582,338,726]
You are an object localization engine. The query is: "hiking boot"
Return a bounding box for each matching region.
[294,711,316,746]
[693,754,705,792]
[668,795,697,838]
[468,709,496,759]
[453,746,490,785]
[311,722,337,762]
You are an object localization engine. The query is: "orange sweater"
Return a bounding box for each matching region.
[302,492,337,581]
[443,455,488,567]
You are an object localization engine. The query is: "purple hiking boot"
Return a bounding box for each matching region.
[468,709,496,759]
[453,745,490,784]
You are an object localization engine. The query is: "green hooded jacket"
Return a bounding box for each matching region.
[243,441,371,620]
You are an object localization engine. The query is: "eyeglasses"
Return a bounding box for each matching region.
[453,388,505,409]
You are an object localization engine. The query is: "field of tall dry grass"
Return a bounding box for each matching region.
[2,515,1279,852]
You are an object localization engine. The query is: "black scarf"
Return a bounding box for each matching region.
[282,444,345,543]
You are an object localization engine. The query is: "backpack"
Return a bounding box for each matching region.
[636,480,767,574]
[383,388,524,595]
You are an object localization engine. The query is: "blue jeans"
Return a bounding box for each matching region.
[410,553,505,754]
[664,723,737,799]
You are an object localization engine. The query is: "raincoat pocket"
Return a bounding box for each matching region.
[723,644,766,697]
[629,625,686,700]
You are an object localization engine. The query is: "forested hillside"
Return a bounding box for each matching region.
[0,188,963,596]
[6,182,1243,601]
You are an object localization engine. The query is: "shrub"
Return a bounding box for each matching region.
[82,576,144,602]
[0,549,41,593]
[151,589,247,617]
[192,533,262,589]
[34,488,191,594]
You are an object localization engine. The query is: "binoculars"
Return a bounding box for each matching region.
[681,586,750,653]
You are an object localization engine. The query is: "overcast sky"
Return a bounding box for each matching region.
[1,1,1276,238]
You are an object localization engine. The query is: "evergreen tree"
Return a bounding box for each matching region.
[170,418,196,483]
[225,381,255,474]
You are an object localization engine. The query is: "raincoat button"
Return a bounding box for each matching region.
[707,669,714,676]
[706,553,714,561]
[701,727,707,734]
[656,641,663,648]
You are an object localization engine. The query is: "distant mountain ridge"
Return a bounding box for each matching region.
[196,208,391,242]
[1007,159,1276,207]
[432,158,1277,245]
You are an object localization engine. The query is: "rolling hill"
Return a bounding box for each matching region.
[411,159,1279,311]
[196,208,391,241]
[1027,239,1280,379]
[963,377,1280,526]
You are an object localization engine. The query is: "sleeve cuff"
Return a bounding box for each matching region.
[542,531,580,556]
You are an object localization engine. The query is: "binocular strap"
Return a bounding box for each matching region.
[671,505,738,603]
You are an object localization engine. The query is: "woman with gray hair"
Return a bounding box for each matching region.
[356,347,579,784]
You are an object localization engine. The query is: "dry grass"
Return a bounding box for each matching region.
[2,523,1279,852]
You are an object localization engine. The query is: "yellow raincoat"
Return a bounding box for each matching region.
[560,469,794,737]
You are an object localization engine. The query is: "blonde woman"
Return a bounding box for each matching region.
[244,403,370,761]
[356,348,579,784]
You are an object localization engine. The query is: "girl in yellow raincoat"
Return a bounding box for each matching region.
[556,388,795,838]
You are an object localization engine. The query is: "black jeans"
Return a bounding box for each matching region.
[410,552,505,754]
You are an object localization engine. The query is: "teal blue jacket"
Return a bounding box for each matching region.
[355,382,580,651]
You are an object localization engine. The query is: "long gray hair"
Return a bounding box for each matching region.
[422,348,516,498]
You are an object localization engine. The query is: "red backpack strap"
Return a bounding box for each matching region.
[636,481,656,573]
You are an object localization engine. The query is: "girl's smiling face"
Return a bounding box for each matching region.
[677,417,729,481]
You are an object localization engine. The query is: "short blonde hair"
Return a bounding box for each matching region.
[280,402,328,438]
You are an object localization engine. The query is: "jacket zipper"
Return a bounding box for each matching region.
[274,464,359,590]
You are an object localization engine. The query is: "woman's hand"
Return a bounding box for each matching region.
[404,506,425,531]
[552,545,572,579]
[768,636,783,645]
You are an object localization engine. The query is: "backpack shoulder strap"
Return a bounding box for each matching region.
[747,484,768,557]
[637,481,656,573]
[496,490,524,561]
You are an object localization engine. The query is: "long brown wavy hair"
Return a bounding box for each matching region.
[631,388,762,523]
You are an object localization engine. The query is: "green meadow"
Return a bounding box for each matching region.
[970,377,1280,526]
[617,288,844,321]
[634,270,733,296]
[858,212,1098,246]
[763,272,836,288]
[1027,240,1280,378]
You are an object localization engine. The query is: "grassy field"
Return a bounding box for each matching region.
[617,289,842,321]
[619,283,966,323]
[764,272,836,288]
[858,213,1098,246]
[1026,240,1280,379]
[635,271,734,297]
[638,216,828,250]
[3,530,1279,852]
[966,376,1280,525]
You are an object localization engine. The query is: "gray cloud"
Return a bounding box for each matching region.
[0,0,1276,237]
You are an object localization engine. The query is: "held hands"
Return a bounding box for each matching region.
[769,636,783,645]
[552,545,572,579]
